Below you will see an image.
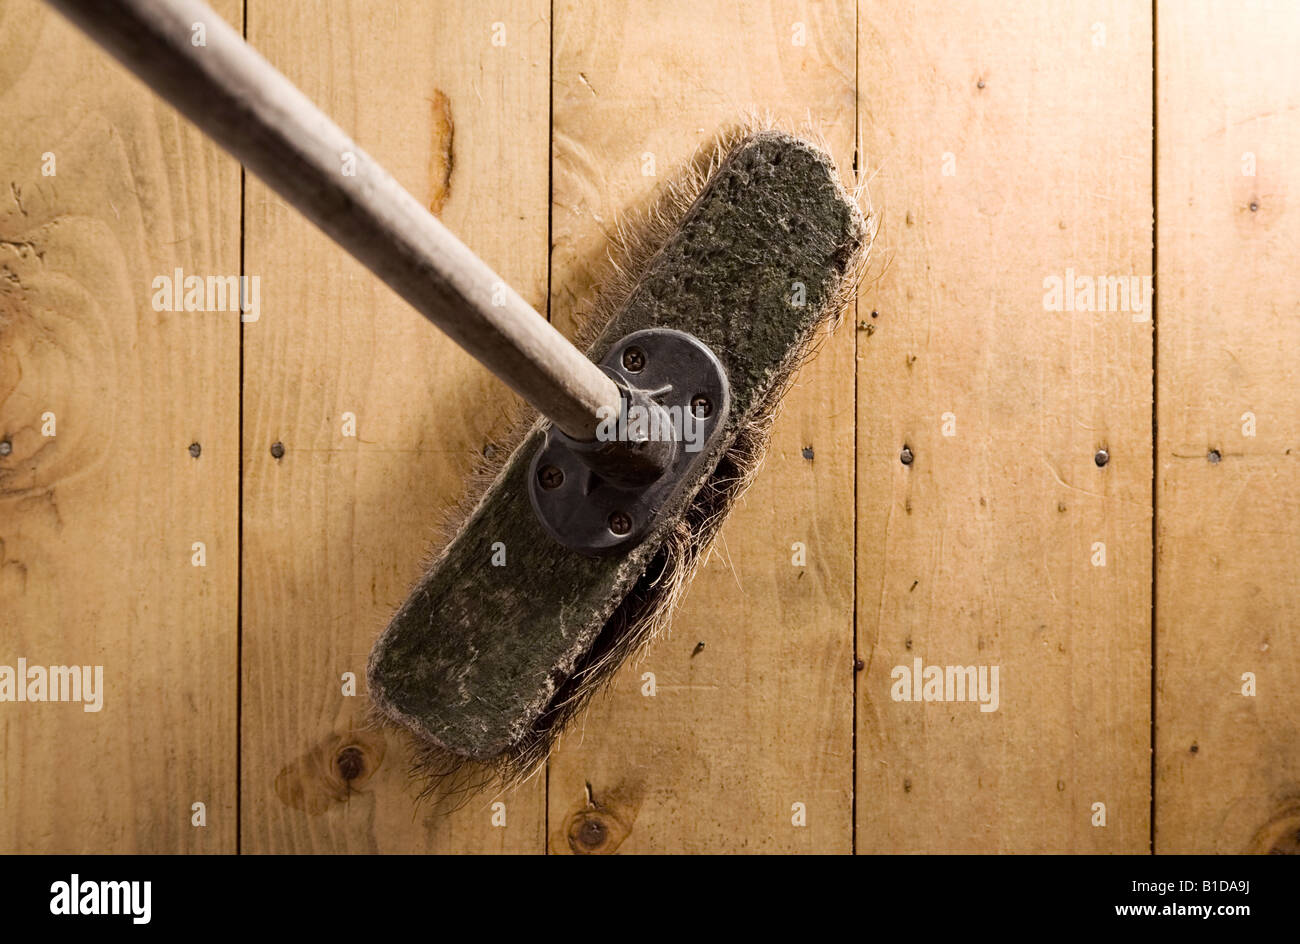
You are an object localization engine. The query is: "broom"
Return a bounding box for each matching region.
[48,0,872,791]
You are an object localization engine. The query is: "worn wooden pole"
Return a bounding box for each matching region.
[47,0,621,442]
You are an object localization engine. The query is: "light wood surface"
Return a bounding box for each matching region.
[239,0,548,853]
[1155,0,1300,854]
[6,0,1300,855]
[544,0,857,854]
[855,0,1153,852]
[0,0,241,852]
[50,0,619,443]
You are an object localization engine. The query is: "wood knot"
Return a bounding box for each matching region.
[336,745,366,782]
[1247,800,1300,854]
[275,730,386,814]
[555,784,637,855]
[574,814,607,848]
[566,810,627,855]
[0,219,115,501]
[1268,829,1300,855]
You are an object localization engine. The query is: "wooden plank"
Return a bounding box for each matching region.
[1155,0,1300,854]
[0,0,240,852]
[240,0,549,852]
[546,0,857,854]
[856,1,1153,852]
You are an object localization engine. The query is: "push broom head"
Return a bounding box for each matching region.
[367,118,871,793]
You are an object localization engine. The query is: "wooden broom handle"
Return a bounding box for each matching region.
[47,0,622,442]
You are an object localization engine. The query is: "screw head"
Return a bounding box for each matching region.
[608,510,632,536]
[0,440,11,457]
[568,812,610,852]
[538,464,564,489]
[621,346,646,372]
[1208,449,1221,464]
[900,445,914,466]
[1094,448,1109,467]
[270,441,285,459]
[577,816,607,847]
[690,395,712,418]
[188,442,201,459]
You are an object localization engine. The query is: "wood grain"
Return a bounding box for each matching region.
[856,0,1153,852]
[545,0,858,854]
[239,0,549,852]
[50,0,621,445]
[0,0,240,852]
[1155,0,1300,854]
[10,0,1300,857]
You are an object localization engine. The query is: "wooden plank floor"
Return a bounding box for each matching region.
[856,0,1153,853]
[239,0,549,852]
[1,0,241,853]
[1155,0,1300,854]
[2,0,1296,853]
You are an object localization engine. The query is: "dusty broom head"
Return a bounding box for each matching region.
[367,119,871,793]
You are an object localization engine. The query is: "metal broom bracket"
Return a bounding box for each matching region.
[527,328,731,556]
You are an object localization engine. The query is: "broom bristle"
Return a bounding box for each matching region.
[369,113,874,803]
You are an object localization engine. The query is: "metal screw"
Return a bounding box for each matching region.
[1094,448,1109,467]
[538,464,564,489]
[0,440,11,457]
[621,346,646,372]
[1208,449,1221,464]
[900,445,914,466]
[575,815,608,849]
[189,442,201,459]
[690,395,712,418]
[608,511,632,536]
[270,441,285,459]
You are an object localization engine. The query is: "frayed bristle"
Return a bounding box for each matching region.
[371,113,873,802]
